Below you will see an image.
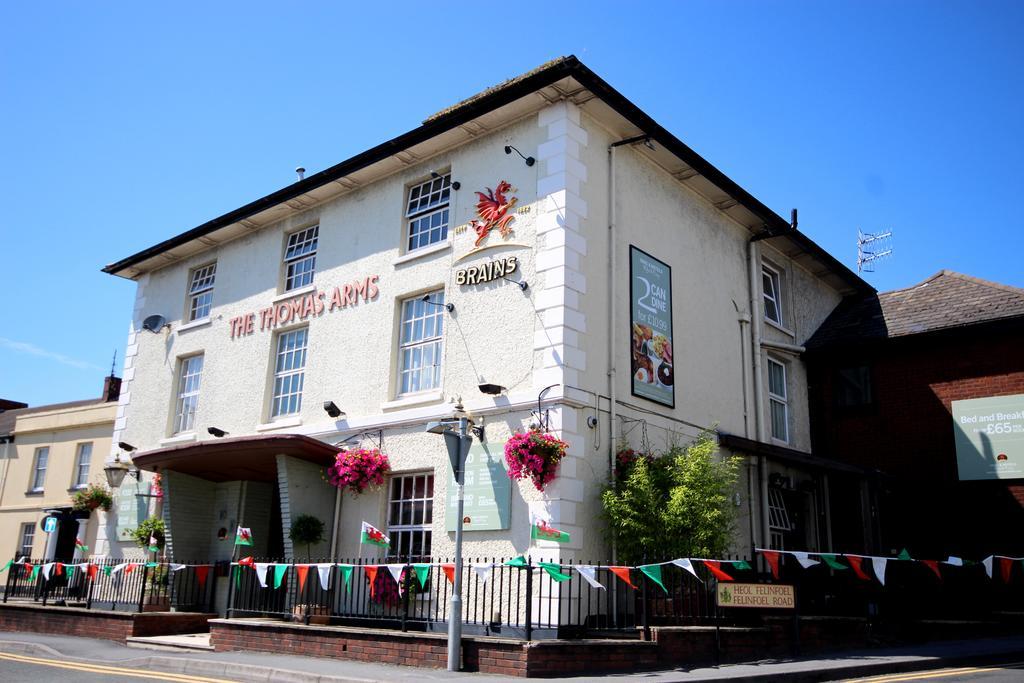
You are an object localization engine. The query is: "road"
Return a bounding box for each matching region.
[0,651,237,683]
[845,661,1024,682]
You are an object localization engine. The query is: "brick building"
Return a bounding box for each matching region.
[805,270,1024,557]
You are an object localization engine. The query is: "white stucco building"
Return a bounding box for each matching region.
[98,57,873,567]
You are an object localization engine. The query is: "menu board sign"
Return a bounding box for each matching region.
[445,442,511,531]
[630,246,675,407]
[115,480,151,541]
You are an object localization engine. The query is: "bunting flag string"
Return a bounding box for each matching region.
[670,558,702,582]
[316,563,333,591]
[575,565,606,590]
[385,564,406,594]
[195,565,210,588]
[296,565,310,593]
[819,554,848,571]
[412,563,431,590]
[609,566,636,589]
[472,563,493,584]
[761,550,781,579]
[845,555,871,581]
[639,564,668,593]
[273,564,288,590]
[254,563,271,588]
[338,564,354,593]
[441,564,455,586]
[921,560,942,581]
[702,560,734,582]
[364,566,379,597]
[537,561,571,583]
[871,557,888,586]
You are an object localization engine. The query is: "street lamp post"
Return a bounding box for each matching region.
[428,414,472,671]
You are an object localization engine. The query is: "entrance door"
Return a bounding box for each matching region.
[54,518,78,562]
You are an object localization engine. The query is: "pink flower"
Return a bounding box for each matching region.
[504,429,568,492]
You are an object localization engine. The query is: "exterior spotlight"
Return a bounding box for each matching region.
[430,170,440,179]
[451,181,461,190]
[500,276,528,291]
[504,145,535,167]
[478,383,506,396]
[323,401,345,418]
[207,427,229,438]
[118,442,137,452]
[421,293,454,313]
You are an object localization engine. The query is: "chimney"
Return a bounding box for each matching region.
[103,376,122,403]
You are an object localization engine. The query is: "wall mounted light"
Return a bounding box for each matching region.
[104,452,139,488]
[430,170,460,191]
[422,293,455,313]
[207,427,229,438]
[323,401,345,418]
[504,145,535,167]
[500,276,528,291]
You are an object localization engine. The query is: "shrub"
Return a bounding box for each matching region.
[289,514,325,560]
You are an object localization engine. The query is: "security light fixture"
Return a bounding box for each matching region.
[323,401,345,418]
[421,293,454,313]
[118,442,137,452]
[503,145,536,167]
[207,427,229,438]
[478,383,506,396]
[500,276,528,291]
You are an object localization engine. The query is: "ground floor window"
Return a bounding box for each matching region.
[19,522,35,558]
[387,472,434,561]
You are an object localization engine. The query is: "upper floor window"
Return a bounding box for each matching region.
[73,442,93,489]
[836,365,873,408]
[19,522,34,559]
[406,174,451,252]
[271,327,308,417]
[30,447,48,492]
[398,292,444,395]
[767,358,789,443]
[187,263,217,321]
[387,472,434,561]
[762,264,783,326]
[173,354,204,434]
[284,226,319,291]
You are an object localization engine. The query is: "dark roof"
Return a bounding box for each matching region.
[806,270,1024,349]
[102,56,870,295]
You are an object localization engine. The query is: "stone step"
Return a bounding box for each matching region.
[126,632,214,652]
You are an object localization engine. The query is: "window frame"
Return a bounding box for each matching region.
[396,290,445,397]
[72,442,93,489]
[767,357,790,444]
[270,326,309,419]
[762,263,784,326]
[186,262,217,322]
[835,364,874,410]
[29,447,48,492]
[19,522,35,559]
[405,174,451,253]
[386,471,435,562]
[172,354,204,434]
[283,225,319,292]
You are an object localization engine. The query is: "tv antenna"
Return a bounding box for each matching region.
[857,229,893,273]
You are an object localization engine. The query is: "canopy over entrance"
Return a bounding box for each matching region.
[131,434,337,482]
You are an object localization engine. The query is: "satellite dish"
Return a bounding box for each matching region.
[142,314,167,333]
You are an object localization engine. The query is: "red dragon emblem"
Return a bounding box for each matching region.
[470,180,517,247]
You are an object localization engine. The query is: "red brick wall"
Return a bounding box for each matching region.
[0,604,134,641]
[809,328,1024,555]
[132,612,217,637]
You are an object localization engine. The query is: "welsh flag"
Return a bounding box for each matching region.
[148,535,160,553]
[235,527,253,546]
[531,516,570,544]
[75,538,89,553]
[360,521,390,548]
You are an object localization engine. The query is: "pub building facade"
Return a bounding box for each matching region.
[97,57,874,575]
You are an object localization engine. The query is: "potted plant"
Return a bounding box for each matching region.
[325,447,391,495]
[71,483,113,513]
[504,429,569,491]
[126,517,169,611]
[289,514,329,623]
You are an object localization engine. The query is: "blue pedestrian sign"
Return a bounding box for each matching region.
[42,516,57,534]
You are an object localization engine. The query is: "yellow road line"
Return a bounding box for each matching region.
[0,651,233,683]
[849,661,1024,682]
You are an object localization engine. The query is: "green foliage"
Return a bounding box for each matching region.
[127,517,165,551]
[601,431,741,564]
[289,514,325,560]
[71,483,113,513]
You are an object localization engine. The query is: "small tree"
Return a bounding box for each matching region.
[602,431,741,564]
[289,514,325,560]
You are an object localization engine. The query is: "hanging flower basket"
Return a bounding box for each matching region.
[71,483,113,513]
[504,429,569,491]
[326,448,391,494]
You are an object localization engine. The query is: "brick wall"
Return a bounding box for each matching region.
[809,328,1024,555]
[0,604,216,641]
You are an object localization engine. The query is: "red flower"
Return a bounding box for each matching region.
[326,448,391,495]
[504,429,568,491]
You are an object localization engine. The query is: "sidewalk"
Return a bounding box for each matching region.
[2,631,1024,681]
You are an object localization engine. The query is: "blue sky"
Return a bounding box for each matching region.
[2,1,1022,406]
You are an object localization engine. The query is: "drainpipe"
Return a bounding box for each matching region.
[329,487,342,559]
[748,236,770,549]
[0,436,13,510]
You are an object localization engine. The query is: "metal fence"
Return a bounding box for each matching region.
[2,558,217,613]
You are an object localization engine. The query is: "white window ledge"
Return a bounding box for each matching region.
[764,318,795,338]
[393,240,451,266]
[160,433,197,446]
[177,318,212,333]
[381,390,445,411]
[273,284,316,303]
[256,416,303,432]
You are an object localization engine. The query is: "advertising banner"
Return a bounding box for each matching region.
[445,442,511,531]
[952,393,1024,481]
[630,246,675,407]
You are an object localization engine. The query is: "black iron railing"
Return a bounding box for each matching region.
[2,558,217,613]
